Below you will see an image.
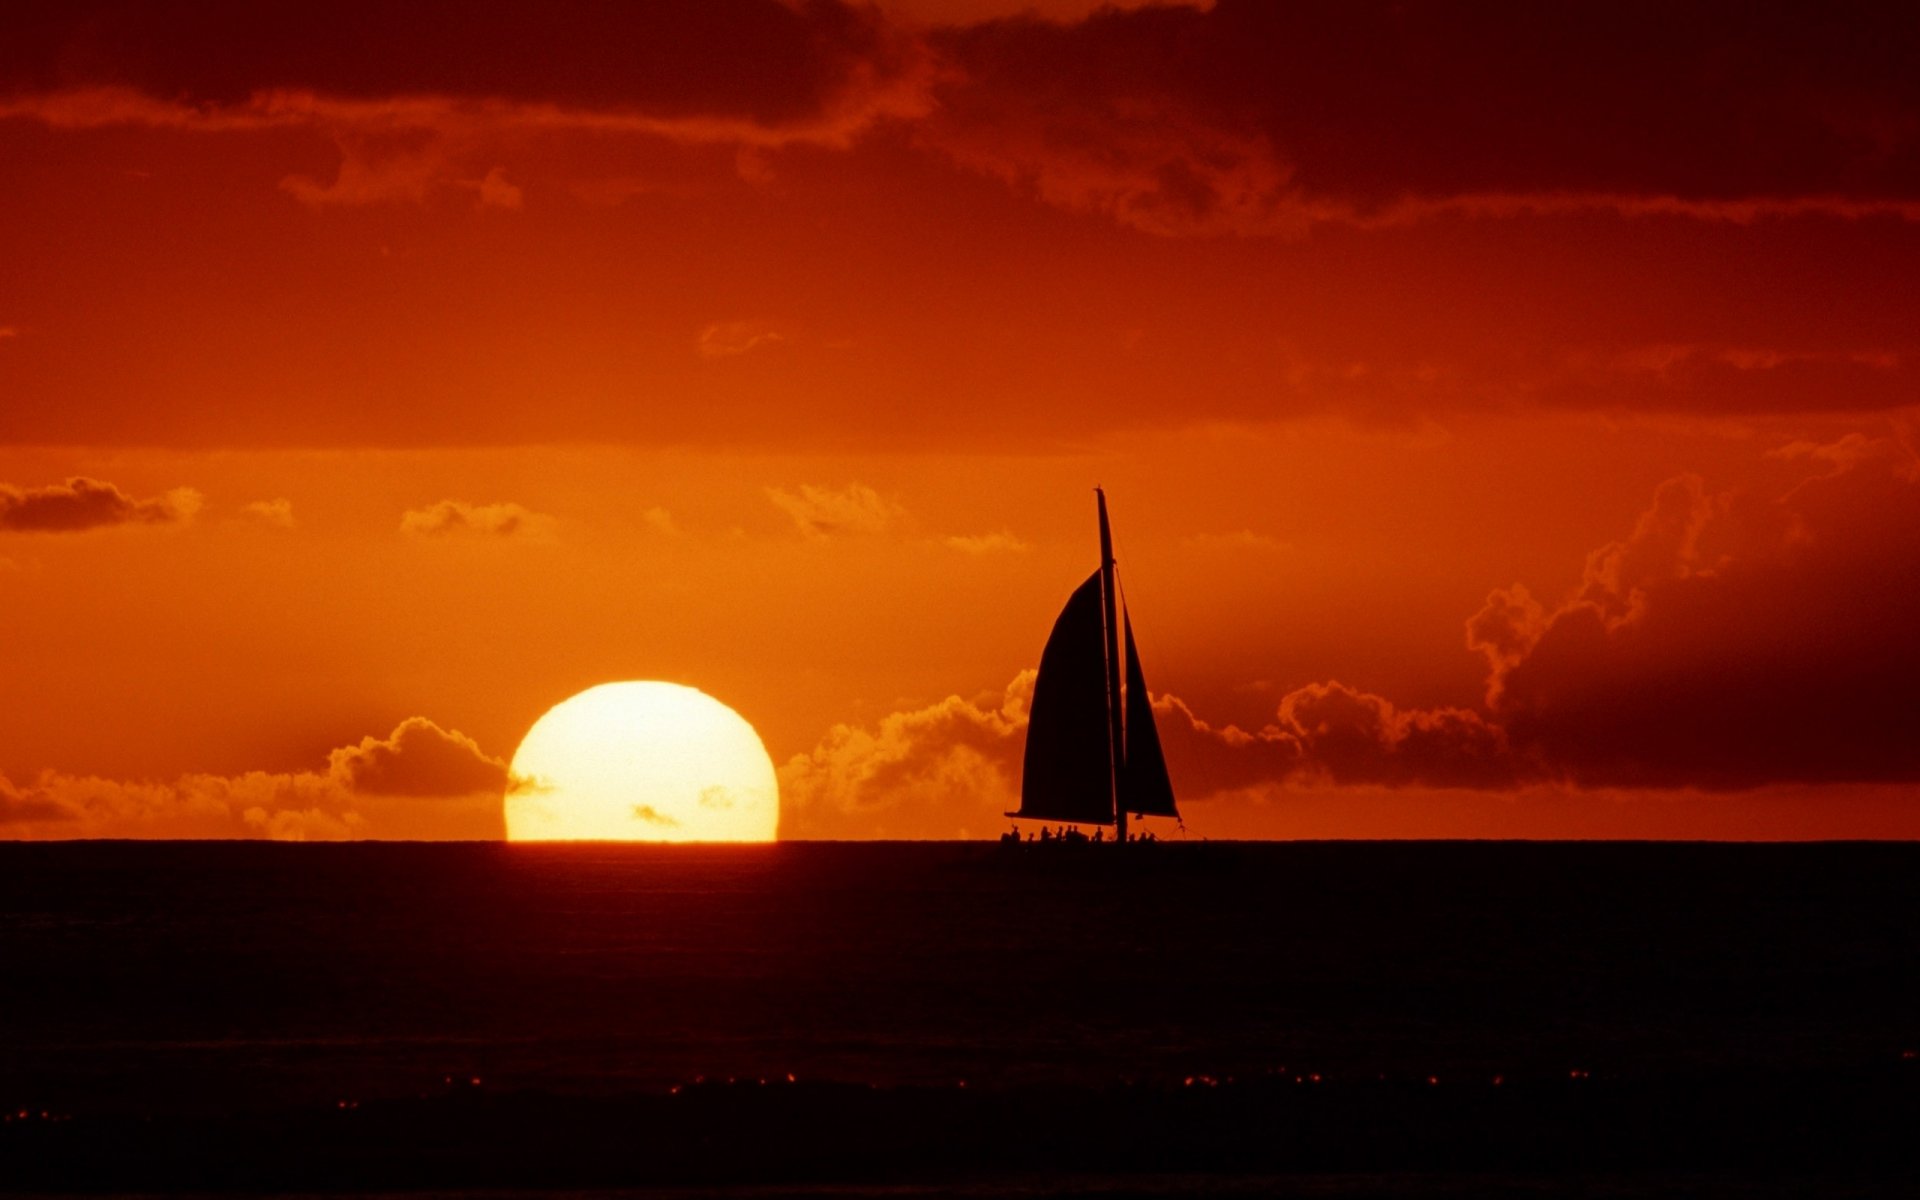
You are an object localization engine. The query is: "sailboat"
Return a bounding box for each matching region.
[1010,489,1178,840]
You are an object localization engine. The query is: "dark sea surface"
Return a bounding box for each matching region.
[3,841,1918,1192]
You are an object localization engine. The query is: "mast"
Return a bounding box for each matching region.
[1096,488,1127,843]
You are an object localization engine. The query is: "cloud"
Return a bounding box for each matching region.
[1270,683,1515,790]
[944,531,1029,554]
[766,482,906,537]
[918,50,1297,236]
[632,804,681,828]
[281,127,450,206]
[698,320,788,358]
[12,3,1917,231]
[881,0,1214,26]
[472,166,523,209]
[916,2,1920,235]
[1145,682,1516,795]
[400,499,552,538]
[1183,529,1288,553]
[0,717,508,840]
[780,675,1031,838]
[0,3,937,205]
[243,805,363,841]
[1769,430,1920,479]
[1467,440,1920,787]
[1251,343,1920,421]
[781,669,1518,836]
[787,436,1920,836]
[1535,344,1917,416]
[240,497,296,528]
[0,477,200,533]
[0,777,74,826]
[280,141,516,211]
[329,717,510,797]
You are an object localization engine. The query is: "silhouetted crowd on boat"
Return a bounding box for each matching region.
[999,825,1157,844]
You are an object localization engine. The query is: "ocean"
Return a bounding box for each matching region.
[3,840,1917,1191]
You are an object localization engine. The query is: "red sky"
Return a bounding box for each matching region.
[4,0,1919,839]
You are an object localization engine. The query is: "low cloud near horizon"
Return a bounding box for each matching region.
[782,437,1920,835]
[766,482,908,538]
[400,499,552,538]
[0,477,201,533]
[0,717,510,840]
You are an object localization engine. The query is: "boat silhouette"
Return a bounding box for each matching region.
[1009,489,1178,841]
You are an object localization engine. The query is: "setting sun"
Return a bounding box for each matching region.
[505,682,778,842]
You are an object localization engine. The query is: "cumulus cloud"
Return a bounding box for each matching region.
[240,497,296,527]
[1140,682,1515,796]
[0,717,508,840]
[0,777,73,825]
[0,477,200,533]
[786,435,1920,835]
[781,669,1518,836]
[944,531,1029,554]
[329,717,510,797]
[400,499,552,538]
[766,482,906,537]
[1467,440,1920,787]
[472,166,523,210]
[1270,682,1515,790]
[780,675,1032,838]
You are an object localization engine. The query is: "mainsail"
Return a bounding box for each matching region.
[1014,493,1179,830]
[1016,571,1115,825]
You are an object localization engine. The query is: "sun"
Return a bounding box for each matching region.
[506,682,779,842]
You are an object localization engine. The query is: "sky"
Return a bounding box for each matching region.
[3,0,1919,840]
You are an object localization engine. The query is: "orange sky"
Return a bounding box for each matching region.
[4,0,1919,840]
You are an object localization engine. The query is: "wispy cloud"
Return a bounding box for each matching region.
[240,498,296,528]
[400,499,552,538]
[0,477,200,533]
[1183,529,1288,552]
[944,531,1030,554]
[698,320,787,358]
[766,483,906,538]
